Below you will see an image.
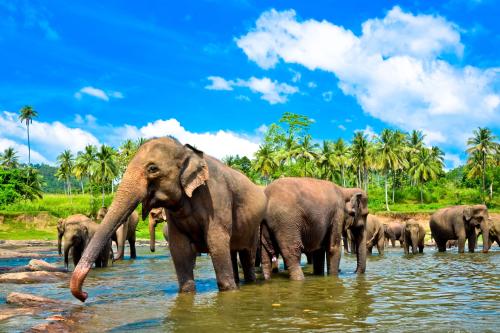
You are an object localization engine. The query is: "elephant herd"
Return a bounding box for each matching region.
[60,137,498,303]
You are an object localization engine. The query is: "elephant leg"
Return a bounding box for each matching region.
[129,237,137,259]
[467,232,476,253]
[391,238,396,248]
[273,227,303,280]
[306,252,313,265]
[342,232,349,254]
[231,251,240,283]
[418,242,424,253]
[114,224,127,260]
[377,237,384,255]
[436,239,446,252]
[239,249,256,283]
[457,234,466,253]
[326,225,342,276]
[261,247,273,280]
[367,246,373,255]
[312,249,325,275]
[207,224,237,291]
[169,223,197,293]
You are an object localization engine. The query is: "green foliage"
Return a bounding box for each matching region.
[0,167,43,206]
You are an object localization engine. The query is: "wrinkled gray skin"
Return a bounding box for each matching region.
[262,178,367,281]
[70,137,267,302]
[365,215,384,255]
[62,220,112,269]
[148,207,168,252]
[57,214,92,256]
[402,220,425,254]
[383,222,404,248]
[476,218,500,250]
[430,205,490,253]
[95,207,139,260]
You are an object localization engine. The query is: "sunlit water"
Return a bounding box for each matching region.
[0,245,498,332]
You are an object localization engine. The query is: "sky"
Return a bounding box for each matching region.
[0,0,498,169]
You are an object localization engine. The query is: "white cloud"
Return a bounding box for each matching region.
[290,69,301,82]
[205,76,234,91]
[345,118,352,123]
[322,91,333,102]
[0,111,100,163]
[307,81,317,88]
[444,153,463,170]
[74,114,97,126]
[358,125,378,139]
[206,75,298,104]
[338,124,346,131]
[74,86,124,101]
[108,119,260,159]
[0,138,49,164]
[236,95,251,102]
[236,7,500,148]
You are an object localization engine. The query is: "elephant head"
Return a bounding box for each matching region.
[63,222,90,269]
[344,190,369,230]
[404,220,421,254]
[71,137,209,302]
[96,207,108,221]
[57,219,65,256]
[463,205,489,253]
[149,207,167,252]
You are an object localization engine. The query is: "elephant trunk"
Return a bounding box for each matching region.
[355,227,367,273]
[481,220,489,253]
[411,232,419,254]
[64,241,72,269]
[58,233,63,256]
[70,166,146,302]
[149,217,157,252]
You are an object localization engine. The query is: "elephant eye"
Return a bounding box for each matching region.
[147,164,159,174]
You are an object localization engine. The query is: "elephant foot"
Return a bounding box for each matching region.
[179,280,196,293]
[288,268,305,281]
[217,280,238,291]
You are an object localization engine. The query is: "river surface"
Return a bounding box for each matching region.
[0,245,499,332]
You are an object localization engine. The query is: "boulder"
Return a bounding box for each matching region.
[28,259,67,273]
[6,292,66,307]
[0,271,68,284]
[0,307,37,321]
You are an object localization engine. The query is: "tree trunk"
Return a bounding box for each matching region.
[482,153,486,203]
[27,123,31,166]
[385,174,390,211]
[392,171,396,203]
[67,178,72,196]
[420,186,423,204]
[341,165,345,187]
[80,181,84,194]
[102,186,105,207]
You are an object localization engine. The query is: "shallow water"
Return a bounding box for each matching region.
[0,245,499,332]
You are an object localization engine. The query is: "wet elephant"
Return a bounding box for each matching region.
[148,207,168,252]
[70,137,267,302]
[402,219,425,254]
[365,215,384,255]
[446,239,458,248]
[383,222,403,248]
[476,218,500,250]
[62,220,112,269]
[430,205,490,253]
[57,214,92,256]
[262,178,367,281]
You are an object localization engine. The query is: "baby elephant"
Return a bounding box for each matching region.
[402,220,425,254]
[365,215,385,255]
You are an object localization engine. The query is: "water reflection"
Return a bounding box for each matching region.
[0,246,498,332]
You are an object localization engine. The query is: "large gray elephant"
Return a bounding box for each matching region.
[402,219,425,254]
[261,178,368,281]
[148,207,168,252]
[365,215,384,255]
[383,222,403,248]
[62,220,112,269]
[57,214,93,256]
[430,205,490,253]
[70,137,267,302]
[476,218,500,250]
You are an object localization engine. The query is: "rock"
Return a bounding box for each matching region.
[25,320,73,333]
[0,307,37,321]
[6,292,65,307]
[28,259,67,273]
[0,249,46,259]
[0,271,68,284]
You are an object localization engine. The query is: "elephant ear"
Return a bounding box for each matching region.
[180,144,209,198]
[463,207,473,221]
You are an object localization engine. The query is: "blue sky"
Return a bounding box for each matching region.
[0,0,498,168]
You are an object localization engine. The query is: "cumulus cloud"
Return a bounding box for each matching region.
[205,76,298,104]
[74,86,124,101]
[236,7,500,148]
[444,153,464,170]
[322,91,333,102]
[307,81,317,88]
[338,124,346,131]
[0,111,99,163]
[108,119,260,159]
[0,138,49,164]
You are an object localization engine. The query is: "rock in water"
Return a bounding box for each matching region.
[0,271,68,284]
[6,292,63,307]
[28,259,67,272]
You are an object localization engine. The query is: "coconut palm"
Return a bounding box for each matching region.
[91,145,119,206]
[333,138,350,186]
[73,145,97,194]
[410,148,442,203]
[253,144,278,183]
[56,150,74,196]
[296,135,318,177]
[351,132,370,191]
[118,139,138,177]
[18,105,38,166]
[466,127,498,201]
[0,147,19,169]
[316,140,335,180]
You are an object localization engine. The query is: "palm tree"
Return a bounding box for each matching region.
[0,147,19,169]
[73,145,97,194]
[253,144,277,184]
[91,145,118,206]
[18,105,38,166]
[296,135,318,177]
[409,148,442,203]
[316,140,335,180]
[56,150,74,196]
[22,167,44,201]
[351,132,370,191]
[466,127,498,202]
[406,130,425,186]
[118,139,138,177]
[332,139,350,186]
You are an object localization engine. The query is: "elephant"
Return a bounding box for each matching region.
[62,220,112,269]
[365,215,384,255]
[93,206,139,260]
[148,207,168,252]
[70,137,267,302]
[57,214,93,256]
[261,178,368,281]
[446,239,458,248]
[383,222,404,248]
[476,218,500,250]
[430,205,490,253]
[402,219,425,254]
